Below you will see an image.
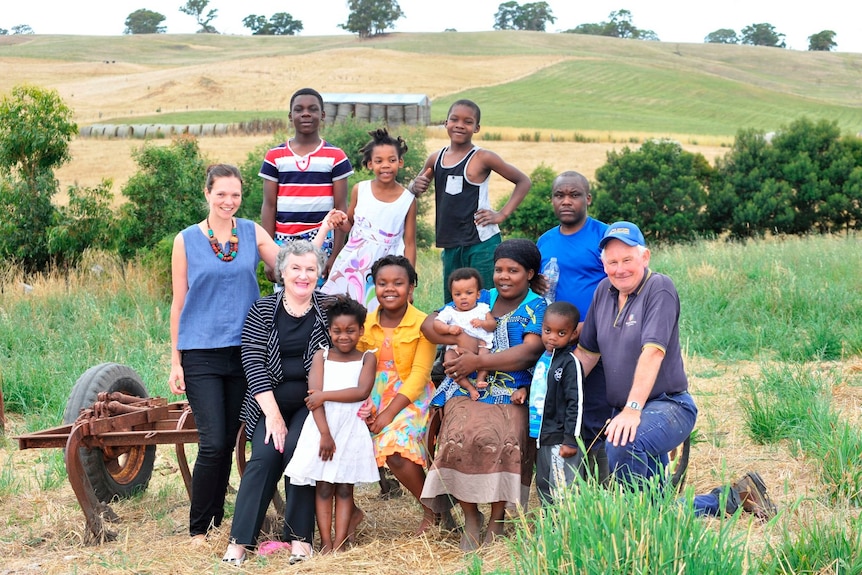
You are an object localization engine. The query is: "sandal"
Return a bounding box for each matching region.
[288,541,313,564]
[222,543,247,567]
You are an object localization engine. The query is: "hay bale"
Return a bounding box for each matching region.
[386,105,404,126]
[201,124,215,136]
[403,104,419,126]
[370,104,386,123]
[79,125,93,137]
[336,103,354,123]
[324,102,337,121]
[187,125,202,136]
[214,123,228,135]
[130,125,148,139]
[115,125,132,138]
[355,103,371,122]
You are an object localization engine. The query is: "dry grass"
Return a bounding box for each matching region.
[1,355,856,574]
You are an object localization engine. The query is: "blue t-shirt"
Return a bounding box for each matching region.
[537,217,608,317]
[177,218,261,350]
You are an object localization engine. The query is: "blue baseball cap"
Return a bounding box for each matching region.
[599,221,646,249]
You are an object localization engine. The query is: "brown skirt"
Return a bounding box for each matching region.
[420,396,535,511]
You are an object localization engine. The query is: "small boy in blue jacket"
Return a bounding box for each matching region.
[524,301,585,505]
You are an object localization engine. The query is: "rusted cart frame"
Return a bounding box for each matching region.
[16,392,199,542]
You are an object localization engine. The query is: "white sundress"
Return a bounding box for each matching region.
[321,180,414,312]
[285,349,380,486]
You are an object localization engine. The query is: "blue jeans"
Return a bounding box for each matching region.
[181,347,247,536]
[606,391,697,489]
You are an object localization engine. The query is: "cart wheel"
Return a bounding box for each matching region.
[62,363,156,502]
[667,434,691,492]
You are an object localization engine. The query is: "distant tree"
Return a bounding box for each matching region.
[11,24,34,35]
[0,85,77,270]
[704,28,738,44]
[565,22,608,35]
[243,12,303,35]
[808,30,837,51]
[564,10,658,41]
[124,9,167,34]
[0,28,7,35]
[340,0,404,38]
[494,1,556,31]
[179,0,218,34]
[741,23,785,48]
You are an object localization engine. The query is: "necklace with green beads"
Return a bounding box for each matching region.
[206,218,238,262]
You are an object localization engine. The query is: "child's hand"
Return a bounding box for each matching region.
[559,444,578,458]
[470,318,483,329]
[447,325,463,335]
[510,387,527,405]
[368,408,395,434]
[410,167,433,196]
[318,433,335,461]
[305,390,325,411]
[357,397,375,420]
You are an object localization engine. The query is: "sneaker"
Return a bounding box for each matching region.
[732,471,777,520]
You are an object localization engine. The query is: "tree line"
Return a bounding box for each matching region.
[0,2,842,50]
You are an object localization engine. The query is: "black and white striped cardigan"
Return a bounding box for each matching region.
[239,290,335,439]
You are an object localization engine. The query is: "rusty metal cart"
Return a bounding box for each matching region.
[16,363,201,542]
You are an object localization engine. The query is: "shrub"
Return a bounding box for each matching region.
[496,163,557,240]
[592,139,711,244]
[47,179,117,268]
[116,135,209,259]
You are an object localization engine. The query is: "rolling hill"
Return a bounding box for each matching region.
[2,31,861,137]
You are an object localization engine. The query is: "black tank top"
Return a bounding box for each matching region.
[434,147,482,248]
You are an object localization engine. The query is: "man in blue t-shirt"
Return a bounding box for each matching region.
[537,171,611,483]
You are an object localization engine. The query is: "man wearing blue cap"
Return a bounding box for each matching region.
[574,221,777,519]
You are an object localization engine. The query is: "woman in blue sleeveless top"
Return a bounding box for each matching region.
[168,164,280,543]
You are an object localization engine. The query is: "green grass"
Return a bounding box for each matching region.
[740,365,862,505]
[653,234,862,361]
[434,58,862,135]
[506,478,751,574]
[5,31,862,136]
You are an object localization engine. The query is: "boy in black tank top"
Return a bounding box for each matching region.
[410,99,532,303]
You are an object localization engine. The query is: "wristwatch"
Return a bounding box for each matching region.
[626,400,642,411]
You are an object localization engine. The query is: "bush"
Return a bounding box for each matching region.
[496,163,557,240]
[48,179,117,268]
[116,135,209,259]
[592,139,711,244]
[0,173,56,271]
[709,118,862,238]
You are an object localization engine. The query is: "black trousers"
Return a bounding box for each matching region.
[229,384,315,546]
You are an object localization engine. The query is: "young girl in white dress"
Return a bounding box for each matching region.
[284,295,379,554]
[321,128,417,312]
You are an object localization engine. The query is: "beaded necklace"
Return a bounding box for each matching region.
[206,218,238,262]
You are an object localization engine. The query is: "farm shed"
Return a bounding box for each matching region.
[320,93,430,127]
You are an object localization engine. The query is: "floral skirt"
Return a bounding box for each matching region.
[371,359,434,468]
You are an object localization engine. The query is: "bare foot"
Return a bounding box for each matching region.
[476,380,488,389]
[189,534,207,548]
[459,511,483,551]
[415,509,436,535]
[347,506,365,544]
[484,517,505,545]
[469,388,479,401]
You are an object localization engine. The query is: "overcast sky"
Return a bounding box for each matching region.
[3,0,860,53]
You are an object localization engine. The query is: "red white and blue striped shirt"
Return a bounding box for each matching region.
[259,140,353,239]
